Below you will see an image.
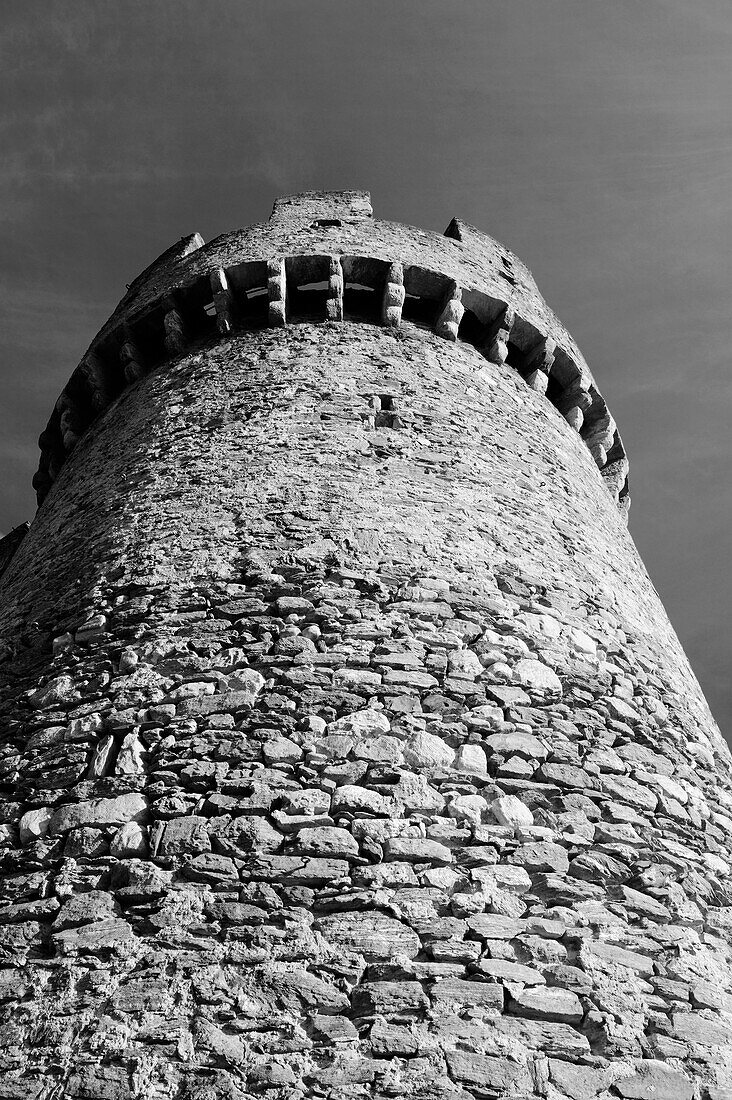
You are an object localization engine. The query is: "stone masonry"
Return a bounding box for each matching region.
[0,192,729,1100]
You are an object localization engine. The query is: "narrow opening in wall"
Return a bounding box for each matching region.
[605,431,625,466]
[311,219,342,229]
[240,286,269,326]
[344,282,379,321]
[342,256,390,323]
[181,302,216,344]
[552,347,582,390]
[286,256,330,322]
[402,293,436,328]
[374,394,401,428]
[403,267,449,330]
[457,308,484,347]
[579,389,603,441]
[176,278,219,344]
[64,378,93,431]
[506,341,528,374]
[289,280,329,320]
[130,308,168,370]
[545,373,563,407]
[226,260,269,327]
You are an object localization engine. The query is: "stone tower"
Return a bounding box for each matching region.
[0,191,730,1100]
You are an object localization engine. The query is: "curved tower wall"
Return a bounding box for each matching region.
[0,192,730,1100]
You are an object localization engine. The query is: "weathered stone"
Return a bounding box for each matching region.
[494,1015,591,1057]
[510,841,570,873]
[352,981,430,1016]
[474,958,545,985]
[295,826,359,858]
[331,784,393,815]
[109,820,147,857]
[671,1012,732,1048]
[484,730,548,759]
[446,1051,532,1091]
[548,1060,608,1100]
[509,985,584,1023]
[454,743,488,772]
[19,806,54,844]
[156,815,211,857]
[48,793,148,834]
[447,793,488,826]
[403,730,455,768]
[431,976,504,1011]
[53,889,118,930]
[316,912,421,959]
[467,913,524,939]
[606,697,641,724]
[614,1063,694,1100]
[53,917,134,953]
[581,940,654,975]
[490,794,534,828]
[385,837,453,864]
[513,658,562,695]
[485,685,532,707]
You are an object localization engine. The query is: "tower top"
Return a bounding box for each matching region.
[33,191,628,513]
[270,190,374,224]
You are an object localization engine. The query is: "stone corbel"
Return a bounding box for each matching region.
[163,298,186,356]
[480,306,515,364]
[326,257,344,322]
[210,268,234,336]
[435,281,464,341]
[555,381,592,432]
[55,393,83,451]
[524,337,557,395]
[381,262,405,327]
[119,331,145,383]
[601,455,630,501]
[80,353,113,414]
[584,407,616,467]
[267,258,286,327]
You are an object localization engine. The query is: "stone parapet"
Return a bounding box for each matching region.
[32,193,629,516]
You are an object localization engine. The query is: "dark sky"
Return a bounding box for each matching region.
[2,1,731,734]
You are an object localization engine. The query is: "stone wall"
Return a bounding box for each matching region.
[0,197,730,1100]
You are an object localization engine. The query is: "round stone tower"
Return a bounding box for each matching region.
[0,191,730,1100]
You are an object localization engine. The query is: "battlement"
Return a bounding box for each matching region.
[32,192,629,513]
